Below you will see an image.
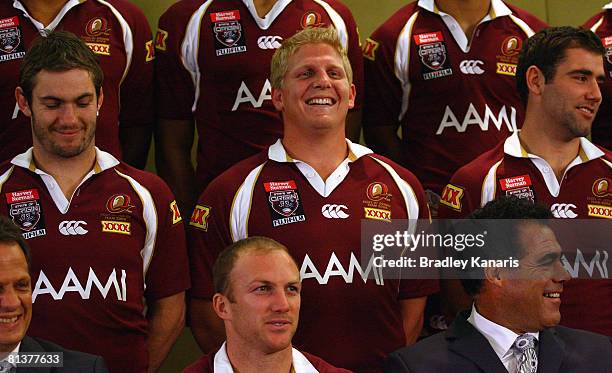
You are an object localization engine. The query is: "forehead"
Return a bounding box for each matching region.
[230,250,298,285]
[287,42,344,69]
[32,69,96,96]
[517,223,561,259]
[0,242,29,278]
[555,47,604,72]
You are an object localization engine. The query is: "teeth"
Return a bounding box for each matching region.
[578,107,593,113]
[0,317,18,324]
[307,98,332,105]
[544,292,560,298]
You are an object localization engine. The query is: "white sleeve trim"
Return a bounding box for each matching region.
[395,12,419,122]
[95,0,134,83]
[313,0,349,49]
[230,163,266,241]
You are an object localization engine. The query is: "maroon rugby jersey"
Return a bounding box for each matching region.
[363,0,545,210]
[188,140,438,372]
[438,133,612,336]
[0,148,190,372]
[155,0,363,191]
[0,0,154,162]
[584,3,612,150]
[183,343,352,373]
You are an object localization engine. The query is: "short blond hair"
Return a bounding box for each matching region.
[270,26,352,88]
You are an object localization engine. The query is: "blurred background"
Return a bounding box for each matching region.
[127,0,611,371]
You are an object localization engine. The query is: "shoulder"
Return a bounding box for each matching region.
[367,153,424,190]
[450,141,505,186]
[314,0,355,19]
[551,326,612,353]
[112,163,175,200]
[370,3,420,41]
[583,10,607,30]
[159,0,208,22]
[183,353,214,373]
[22,336,108,372]
[200,151,269,199]
[300,351,352,373]
[384,332,453,372]
[504,3,548,30]
[93,0,148,23]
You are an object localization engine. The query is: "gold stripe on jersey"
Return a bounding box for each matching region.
[114,169,158,278]
[395,12,419,121]
[230,163,266,242]
[0,166,15,192]
[579,147,589,162]
[602,158,612,169]
[481,158,504,207]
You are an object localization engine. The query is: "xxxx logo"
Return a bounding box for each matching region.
[587,204,612,219]
[101,221,131,235]
[440,184,464,211]
[86,43,110,55]
[496,63,516,76]
[364,207,391,222]
[189,205,211,231]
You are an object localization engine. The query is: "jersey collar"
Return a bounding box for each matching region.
[604,3,612,10]
[503,131,605,162]
[268,138,373,163]
[241,0,292,30]
[13,0,84,35]
[11,146,120,175]
[417,0,512,19]
[213,342,318,373]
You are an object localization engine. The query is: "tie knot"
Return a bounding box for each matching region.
[0,360,15,373]
[514,334,536,351]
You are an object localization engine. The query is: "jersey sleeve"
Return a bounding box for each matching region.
[155,2,198,120]
[437,166,482,219]
[187,179,235,299]
[144,178,191,300]
[362,8,413,130]
[114,1,155,127]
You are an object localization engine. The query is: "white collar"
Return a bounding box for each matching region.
[604,3,612,10]
[268,139,373,197]
[10,147,120,214]
[417,0,512,18]
[213,342,319,373]
[13,0,83,35]
[241,0,292,30]
[0,343,20,364]
[503,131,605,161]
[468,304,539,361]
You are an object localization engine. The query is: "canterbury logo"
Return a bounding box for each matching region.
[459,60,484,74]
[550,203,577,219]
[58,221,88,235]
[257,36,282,49]
[321,204,349,219]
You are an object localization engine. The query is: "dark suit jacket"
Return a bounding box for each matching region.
[384,311,612,373]
[16,336,108,373]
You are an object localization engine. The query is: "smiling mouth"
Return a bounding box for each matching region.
[577,105,595,115]
[0,316,19,324]
[307,98,335,105]
[543,292,561,299]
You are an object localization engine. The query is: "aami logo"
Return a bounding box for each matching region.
[301,252,384,285]
[562,249,608,279]
[32,267,127,302]
[321,204,349,219]
[101,221,131,235]
[436,104,517,134]
[550,203,577,219]
[439,184,464,211]
[232,79,272,111]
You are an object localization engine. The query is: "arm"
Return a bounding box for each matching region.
[155,119,198,216]
[146,292,186,372]
[400,297,426,345]
[121,125,153,169]
[189,298,225,353]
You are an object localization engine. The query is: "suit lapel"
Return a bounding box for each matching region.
[537,328,564,373]
[447,312,509,373]
[17,337,52,373]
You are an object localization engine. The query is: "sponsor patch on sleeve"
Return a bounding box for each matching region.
[145,40,155,61]
[170,200,182,224]
[362,37,379,61]
[439,184,464,211]
[189,205,211,231]
[155,28,168,51]
[413,31,444,45]
[499,175,532,190]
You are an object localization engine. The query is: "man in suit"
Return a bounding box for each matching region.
[384,196,612,373]
[0,215,107,372]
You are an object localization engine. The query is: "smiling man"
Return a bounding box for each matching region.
[438,26,612,336]
[185,237,348,373]
[188,27,437,372]
[0,31,189,373]
[385,197,612,373]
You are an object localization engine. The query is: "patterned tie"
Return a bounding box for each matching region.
[513,334,538,373]
[0,360,15,373]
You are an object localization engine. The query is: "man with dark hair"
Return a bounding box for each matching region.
[385,197,612,373]
[185,236,349,373]
[0,31,190,373]
[0,0,154,168]
[0,215,108,372]
[439,26,612,336]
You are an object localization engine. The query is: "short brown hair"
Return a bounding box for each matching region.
[0,215,31,270]
[19,30,103,103]
[213,237,297,300]
[270,26,352,89]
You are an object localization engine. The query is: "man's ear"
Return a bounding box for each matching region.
[526,65,545,97]
[97,86,104,113]
[348,83,356,110]
[484,266,504,289]
[272,87,283,112]
[15,87,32,118]
[212,293,231,321]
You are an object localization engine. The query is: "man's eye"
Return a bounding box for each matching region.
[77,101,92,108]
[300,70,313,78]
[17,281,30,289]
[44,103,60,109]
[287,285,300,293]
[256,285,271,292]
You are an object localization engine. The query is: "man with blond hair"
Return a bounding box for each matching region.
[188,27,437,372]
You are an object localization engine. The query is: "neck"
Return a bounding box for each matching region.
[282,128,348,181]
[252,0,277,18]
[21,0,67,27]
[225,341,293,373]
[32,146,97,199]
[435,0,491,38]
[519,113,581,181]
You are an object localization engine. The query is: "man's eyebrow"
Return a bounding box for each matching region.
[39,93,95,101]
[568,69,594,76]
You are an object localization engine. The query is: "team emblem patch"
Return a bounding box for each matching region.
[496,35,521,74]
[5,189,46,239]
[499,175,535,202]
[211,10,247,56]
[592,177,612,198]
[500,36,521,57]
[366,182,391,202]
[363,181,393,221]
[363,38,379,61]
[106,194,135,214]
[189,205,211,231]
[0,16,26,62]
[440,184,464,211]
[414,32,452,80]
[264,181,306,227]
[85,17,111,37]
[301,11,323,28]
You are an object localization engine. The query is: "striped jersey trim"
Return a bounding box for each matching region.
[395,11,419,121]
[230,163,266,241]
[0,166,15,192]
[508,14,537,37]
[481,158,503,207]
[313,0,349,48]
[96,0,134,83]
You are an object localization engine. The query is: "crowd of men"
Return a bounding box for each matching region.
[0,1,611,372]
